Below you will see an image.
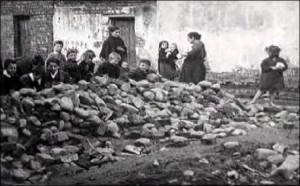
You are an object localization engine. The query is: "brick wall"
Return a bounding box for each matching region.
[0,1,54,63]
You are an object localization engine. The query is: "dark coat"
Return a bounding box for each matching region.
[99,36,127,65]
[0,73,20,95]
[19,73,44,91]
[119,67,130,81]
[164,49,179,80]
[63,59,80,83]
[78,61,95,82]
[46,52,67,69]
[95,62,120,79]
[259,57,288,92]
[42,70,71,88]
[128,68,156,82]
[16,56,33,77]
[180,40,206,84]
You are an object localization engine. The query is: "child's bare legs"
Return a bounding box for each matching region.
[269,91,279,107]
[249,90,262,104]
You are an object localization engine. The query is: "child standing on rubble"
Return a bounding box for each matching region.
[43,58,71,88]
[249,45,288,107]
[166,43,180,80]
[63,48,80,83]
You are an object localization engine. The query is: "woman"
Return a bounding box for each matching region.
[100,26,127,66]
[180,32,206,84]
[249,45,288,107]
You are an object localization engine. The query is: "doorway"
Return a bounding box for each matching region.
[14,15,31,58]
[110,17,136,68]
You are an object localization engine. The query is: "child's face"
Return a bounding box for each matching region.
[67,52,77,61]
[108,55,119,65]
[121,62,129,68]
[7,63,17,76]
[53,44,63,53]
[170,44,177,52]
[161,42,168,49]
[139,62,149,72]
[47,62,59,74]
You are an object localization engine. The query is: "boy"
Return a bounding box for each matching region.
[43,57,71,88]
[95,52,121,79]
[46,40,66,70]
[63,48,80,83]
[0,58,20,95]
[127,59,157,82]
[19,65,44,91]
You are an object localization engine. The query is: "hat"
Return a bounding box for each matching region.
[108,26,120,33]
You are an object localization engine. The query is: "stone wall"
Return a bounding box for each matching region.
[0,1,54,62]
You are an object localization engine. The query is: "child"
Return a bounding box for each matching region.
[119,61,130,81]
[42,57,71,88]
[127,59,157,82]
[78,51,96,81]
[95,52,121,79]
[158,40,169,77]
[0,58,20,95]
[63,48,80,83]
[165,43,180,80]
[19,65,44,91]
[249,45,288,107]
[46,40,67,70]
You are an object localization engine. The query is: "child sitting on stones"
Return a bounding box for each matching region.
[19,65,44,91]
[127,59,157,82]
[63,48,80,84]
[0,58,20,95]
[43,57,71,88]
[119,61,130,81]
[95,52,121,79]
[78,51,96,82]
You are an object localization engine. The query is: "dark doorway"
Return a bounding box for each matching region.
[110,17,136,68]
[14,15,31,58]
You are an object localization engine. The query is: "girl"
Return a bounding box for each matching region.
[158,40,169,78]
[78,51,96,81]
[0,58,20,95]
[63,48,80,83]
[249,45,288,107]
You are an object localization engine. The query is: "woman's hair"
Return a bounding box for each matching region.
[108,26,120,35]
[66,48,78,57]
[108,52,121,62]
[159,40,169,50]
[4,58,17,69]
[46,57,60,67]
[53,40,64,47]
[139,59,151,66]
[32,65,44,76]
[187,32,201,40]
[32,55,45,66]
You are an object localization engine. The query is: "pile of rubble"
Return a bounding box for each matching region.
[0,74,299,184]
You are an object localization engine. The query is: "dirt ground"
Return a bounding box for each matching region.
[44,121,299,185]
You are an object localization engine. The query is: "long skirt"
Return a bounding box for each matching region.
[180,58,206,84]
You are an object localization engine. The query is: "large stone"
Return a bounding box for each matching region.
[201,134,217,145]
[254,148,279,160]
[53,132,69,142]
[124,145,142,155]
[270,154,299,180]
[12,168,31,181]
[134,138,152,147]
[267,154,285,165]
[223,141,240,149]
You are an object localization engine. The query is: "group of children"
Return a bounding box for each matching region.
[0,40,159,96]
